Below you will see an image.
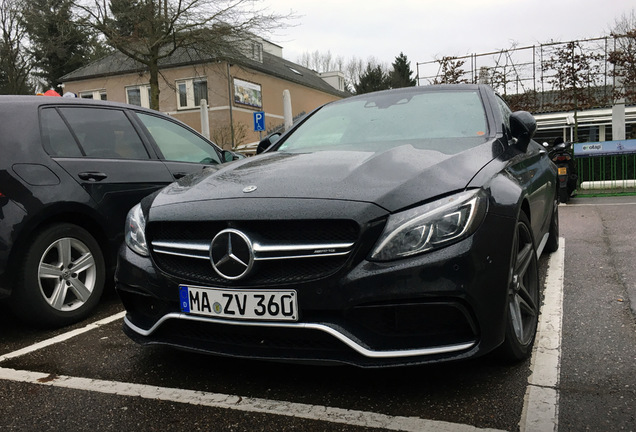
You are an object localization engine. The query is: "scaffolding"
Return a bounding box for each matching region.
[415,36,632,113]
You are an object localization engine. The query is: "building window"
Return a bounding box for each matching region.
[176,78,208,109]
[251,41,263,62]
[126,84,151,108]
[79,90,107,100]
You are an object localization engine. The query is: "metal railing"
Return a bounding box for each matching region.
[576,153,636,195]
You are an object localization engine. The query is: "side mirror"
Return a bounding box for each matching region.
[256,133,281,154]
[510,111,537,151]
[222,150,242,162]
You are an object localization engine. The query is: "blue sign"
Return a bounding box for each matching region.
[574,139,636,158]
[253,111,265,131]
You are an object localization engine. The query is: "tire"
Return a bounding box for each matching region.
[499,212,540,362]
[558,187,569,203]
[11,223,105,327]
[544,197,559,253]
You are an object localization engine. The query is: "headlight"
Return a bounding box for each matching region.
[370,189,488,261]
[125,203,149,256]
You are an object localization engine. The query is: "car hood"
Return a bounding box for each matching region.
[152,141,501,213]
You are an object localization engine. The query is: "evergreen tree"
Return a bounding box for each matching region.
[354,63,389,94]
[22,0,102,91]
[389,52,416,88]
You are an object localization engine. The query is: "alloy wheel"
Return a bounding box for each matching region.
[37,237,97,312]
[508,220,539,345]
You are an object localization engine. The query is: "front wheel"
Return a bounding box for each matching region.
[499,212,540,362]
[11,223,105,327]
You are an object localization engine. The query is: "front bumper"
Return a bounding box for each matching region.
[116,212,515,367]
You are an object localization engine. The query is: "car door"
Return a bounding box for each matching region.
[41,106,175,238]
[132,112,225,179]
[495,96,554,243]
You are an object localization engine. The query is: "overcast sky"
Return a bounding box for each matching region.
[264,0,633,68]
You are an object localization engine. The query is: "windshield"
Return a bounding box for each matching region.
[278,90,489,155]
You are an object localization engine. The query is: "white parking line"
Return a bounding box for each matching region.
[0,311,126,363]
[0,366,502,432]
[519,238,565,432]
[565,202,636,206]
[0,247,567,432]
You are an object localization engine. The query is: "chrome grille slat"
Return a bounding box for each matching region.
[151,240,355,261]
[147,220,360,286]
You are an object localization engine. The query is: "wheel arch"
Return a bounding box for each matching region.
[6,204,112,296]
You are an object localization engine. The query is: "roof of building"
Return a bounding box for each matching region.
[60,45,349,98]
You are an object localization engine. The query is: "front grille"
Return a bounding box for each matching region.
[149,220,358,243]
[153,253,350,286]
[148,219,360,286]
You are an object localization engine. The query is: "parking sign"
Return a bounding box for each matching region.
[253,111,265,131]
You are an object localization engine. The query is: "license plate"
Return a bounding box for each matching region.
[558,167,568,175]
[179,285,298,321]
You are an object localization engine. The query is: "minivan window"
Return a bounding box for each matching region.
[137,113,221,164]
[59,107,149,159]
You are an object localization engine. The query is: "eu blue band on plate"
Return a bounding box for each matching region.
[179,286,190,313]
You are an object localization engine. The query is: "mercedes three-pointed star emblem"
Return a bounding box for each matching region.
[210,229,255,280]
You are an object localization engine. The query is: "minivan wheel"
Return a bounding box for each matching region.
[12,223,105,327]
[500,212,540,362]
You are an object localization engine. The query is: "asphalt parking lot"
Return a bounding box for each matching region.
[1,195,635,431]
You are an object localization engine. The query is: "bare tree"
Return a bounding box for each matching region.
[211,121,248,150]
[542,41,604,140]
[76,0,291,110]
[0,0,32,94]
[343,56,364,90]
[297,49,338,72]
[608,9,636,46]
[297,50,367,91]
[608,9,636,103]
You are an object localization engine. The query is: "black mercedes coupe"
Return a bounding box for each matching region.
[116,84,559,367]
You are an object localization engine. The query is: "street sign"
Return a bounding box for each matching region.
[253,111,265,131]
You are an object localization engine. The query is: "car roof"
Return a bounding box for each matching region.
[0,95,160,115]
[345,83,487,100]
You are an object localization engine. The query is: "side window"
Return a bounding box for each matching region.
[136,113,221,164]
[40,108,83,157]
[58,107,149,159]
[496,95,513,132]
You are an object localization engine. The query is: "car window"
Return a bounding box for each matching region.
[495,95,513,132]
[58,107,149,160]
[40,108,83,157]
[136,113,221,164]
[278,90,488,155]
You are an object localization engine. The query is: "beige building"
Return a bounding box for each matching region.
[60,40,347,153]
